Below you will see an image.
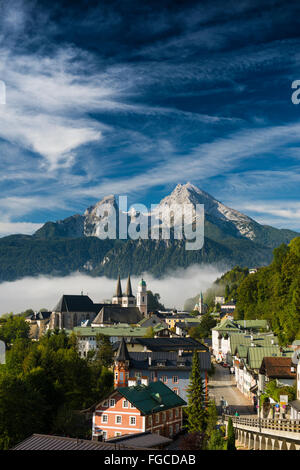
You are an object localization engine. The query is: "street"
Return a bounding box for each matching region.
[208,363,256,416]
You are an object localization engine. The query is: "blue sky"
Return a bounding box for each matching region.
[0,0,300,235]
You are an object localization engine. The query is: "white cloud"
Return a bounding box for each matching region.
[0,221,42,236]
[0,265,224,315]
[231,200,300,231]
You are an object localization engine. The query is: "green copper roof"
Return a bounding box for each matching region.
[117,381,186,415]
[139,278,146,286]
[247,347,294,370]
[230,332,279,355]
[213,319,239,332]
[66,324,165,337]
[214,318,269,333]
[235,320,269,330]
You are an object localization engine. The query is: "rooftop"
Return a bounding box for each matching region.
[259,356,296,379]
[134,337,208,352]
[128,350,211,371]
[12,434,147,450]
[108,431,172,448]
[116,380,186,415]
[247,347,294,370]
[67,324,165,337]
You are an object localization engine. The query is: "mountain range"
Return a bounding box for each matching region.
[0,183,298,282]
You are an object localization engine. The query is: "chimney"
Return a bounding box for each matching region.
[141,376,149,386]
[128,377,137,387]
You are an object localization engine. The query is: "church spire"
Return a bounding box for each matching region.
[125,274,133,297]
[115,274,122,297]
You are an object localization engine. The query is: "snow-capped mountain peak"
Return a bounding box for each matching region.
[153,183,256,239]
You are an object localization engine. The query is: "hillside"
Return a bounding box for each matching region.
[235,237,300,344]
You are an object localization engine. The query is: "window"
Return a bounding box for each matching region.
[162,412,166,422]
[156,413,159,423]
[175,423,179,433]
[103,400,108,407]
[130,402,135,409]
[115,372,118,380]
[102,431,107,440]
[161,376,168,383]
[123,400,128,408]
[110,398,116,407]
[172,376,178,384]
[169,426,173,436]
[115,415,122,424]
[135,372,142,379]
[173,388,179,395]
[101,414,108,423]
[130,416,136,425]
[175,408,179,418]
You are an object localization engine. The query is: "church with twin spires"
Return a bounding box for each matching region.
[112,274,147,316]
[49,275,148,330]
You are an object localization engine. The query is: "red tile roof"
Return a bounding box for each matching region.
[259,357,296,379]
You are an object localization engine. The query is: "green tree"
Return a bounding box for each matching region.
[226,417,236,450]
[95,333,114,368]
[147,291,165,312]
[0,315,30,346]
[188,314,216,340]
[206,400,218,437]
[186,351,207,433]
[207,429,225,450]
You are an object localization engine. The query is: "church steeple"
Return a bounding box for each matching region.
[121,273,136,307]
[125,274,133,297]
[116,274,122,297]
[112,274,123,304]
[114,338,130,388]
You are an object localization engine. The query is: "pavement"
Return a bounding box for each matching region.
[208,362,256,417]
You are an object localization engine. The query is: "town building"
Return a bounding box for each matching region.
[212,318,270,361]
[193,292,207,314]
[92,340,186,440]
[25,311,52,340]
[68,324,169,358]
[110,338,210,402]
[259,357,297,390]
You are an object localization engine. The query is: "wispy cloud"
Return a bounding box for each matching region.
[0,0,300,235]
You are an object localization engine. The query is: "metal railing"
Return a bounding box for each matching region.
[223,415,300,433]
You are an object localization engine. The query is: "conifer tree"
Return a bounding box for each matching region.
[206,399,218,437]
[186,350,207,433]
[226,417,236,450]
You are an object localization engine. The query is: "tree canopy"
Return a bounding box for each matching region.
[235,237,300,344]
[0,317,113,449]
